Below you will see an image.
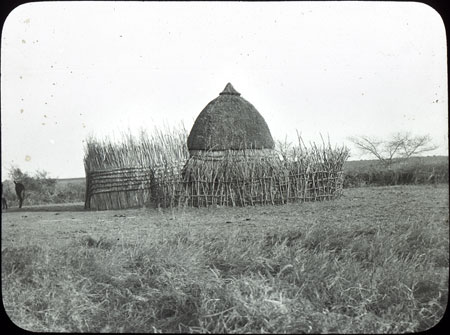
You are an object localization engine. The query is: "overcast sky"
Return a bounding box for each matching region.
[1,1,447,179]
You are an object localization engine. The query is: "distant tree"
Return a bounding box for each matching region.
[8,167,34,188]
[33,170,57,189]
[8,167,56,191]
[348,133,438,168]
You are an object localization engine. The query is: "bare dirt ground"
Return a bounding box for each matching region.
[2,185,448,250]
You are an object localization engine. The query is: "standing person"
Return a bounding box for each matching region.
[1,183,7,210]
[14,181,25,208]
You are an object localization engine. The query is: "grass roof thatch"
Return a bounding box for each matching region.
[187,83,275,151]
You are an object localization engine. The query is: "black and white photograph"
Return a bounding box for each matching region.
[1,1,448,332]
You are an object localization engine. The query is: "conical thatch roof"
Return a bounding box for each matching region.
[187,83,275,151]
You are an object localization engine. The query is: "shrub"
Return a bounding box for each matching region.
[343,157,448,188]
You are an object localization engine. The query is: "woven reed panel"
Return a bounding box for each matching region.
[87,167,153,195]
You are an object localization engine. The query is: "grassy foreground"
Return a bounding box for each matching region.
[2,185,448,333]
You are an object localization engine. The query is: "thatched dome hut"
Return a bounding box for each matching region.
[187,83,275,158]
[178,83,282,207]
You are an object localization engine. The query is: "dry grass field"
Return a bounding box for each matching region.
[1,184,448,333]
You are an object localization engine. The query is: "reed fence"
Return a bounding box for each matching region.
[83,127,349,210]
[151,165,345,208]
[85,167,153,210]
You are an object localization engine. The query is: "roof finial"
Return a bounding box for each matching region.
[220,83,241,96]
